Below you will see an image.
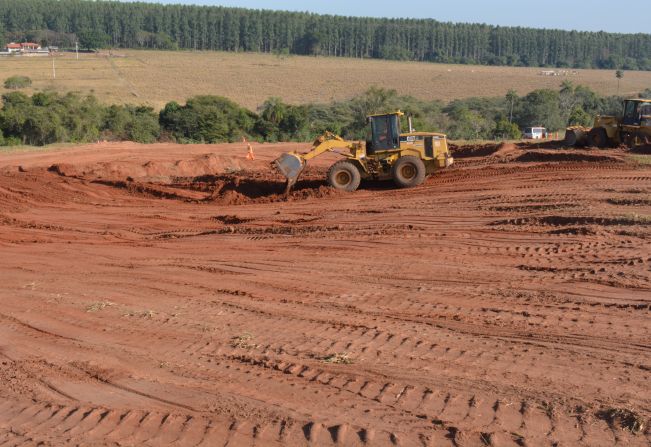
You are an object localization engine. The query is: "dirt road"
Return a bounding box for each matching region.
[0,142,649,446]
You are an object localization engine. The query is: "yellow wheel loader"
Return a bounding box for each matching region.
[565,99,651,148]
[272,111,454,193]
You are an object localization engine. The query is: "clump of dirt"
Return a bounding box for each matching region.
[1,165,28,174]
[548,226,597,236]
[213,215,255,225]
[48,163,82,177]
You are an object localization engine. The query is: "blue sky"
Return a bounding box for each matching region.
[127,0,649,34]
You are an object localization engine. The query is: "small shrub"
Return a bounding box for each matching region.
[597,408,646,434]
[4,76,32,90]
[230,333,259,350]
[0,136,22,147]
[322,352,353,364]
[86,301,116,312]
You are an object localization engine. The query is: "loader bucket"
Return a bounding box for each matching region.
[272,152,305,194]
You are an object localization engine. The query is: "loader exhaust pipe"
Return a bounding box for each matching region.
[408,116,414,133]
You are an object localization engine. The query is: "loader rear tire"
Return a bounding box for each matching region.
[327,160,361,192]
[392,156,426,189]
[588,127,610,149]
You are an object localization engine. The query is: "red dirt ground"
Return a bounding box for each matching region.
[0,141,649,446]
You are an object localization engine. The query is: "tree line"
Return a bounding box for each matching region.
[1,80,649,147]
[0,0,650,70]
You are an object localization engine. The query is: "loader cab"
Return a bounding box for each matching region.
[622,99,651,126]
[367,112,402,154]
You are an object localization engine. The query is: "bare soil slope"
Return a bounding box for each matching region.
[0,141,649,446]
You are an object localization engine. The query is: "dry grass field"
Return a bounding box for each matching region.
[1,50,650,110]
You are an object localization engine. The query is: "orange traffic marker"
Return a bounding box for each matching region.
[243,137,255,161]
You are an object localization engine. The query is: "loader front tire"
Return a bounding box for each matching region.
[327,160,361,192]
[588,127,610,148]
[392,156,426,188]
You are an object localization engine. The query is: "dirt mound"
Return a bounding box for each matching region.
[515,150,624,163]
[454,142,627,164]
[450,143,501,158]
[45,151,342,205]
[81,171,342,205]
[49,153,246,183]
[489,142,522,161]
[207,173,341,205]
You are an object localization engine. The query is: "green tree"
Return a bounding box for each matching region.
[104,105,159,143]
[505,89,518,123]
[159,96,257,143]
[297,30,322,56]
[615,70,624,95]
[0,0,650,70]
[259,97,286,125]
[447,107,492,140]
[379,44,411,61]
[514,89,564,131]
[77,29,110,51]
[567,106,593,127]
[493,119,521,140]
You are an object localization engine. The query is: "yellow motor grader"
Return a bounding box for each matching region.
[565,99,651,148]
[272,111,454,193]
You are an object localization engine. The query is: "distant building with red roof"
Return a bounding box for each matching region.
[4,42,42,53]
[21,42,41,50]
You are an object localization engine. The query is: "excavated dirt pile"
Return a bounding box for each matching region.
[451,141,627,164]
[48,155,338,205]
[48,153,248,182]
[0,141,649,447]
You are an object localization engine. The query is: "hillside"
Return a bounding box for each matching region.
[2,50,651,110]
